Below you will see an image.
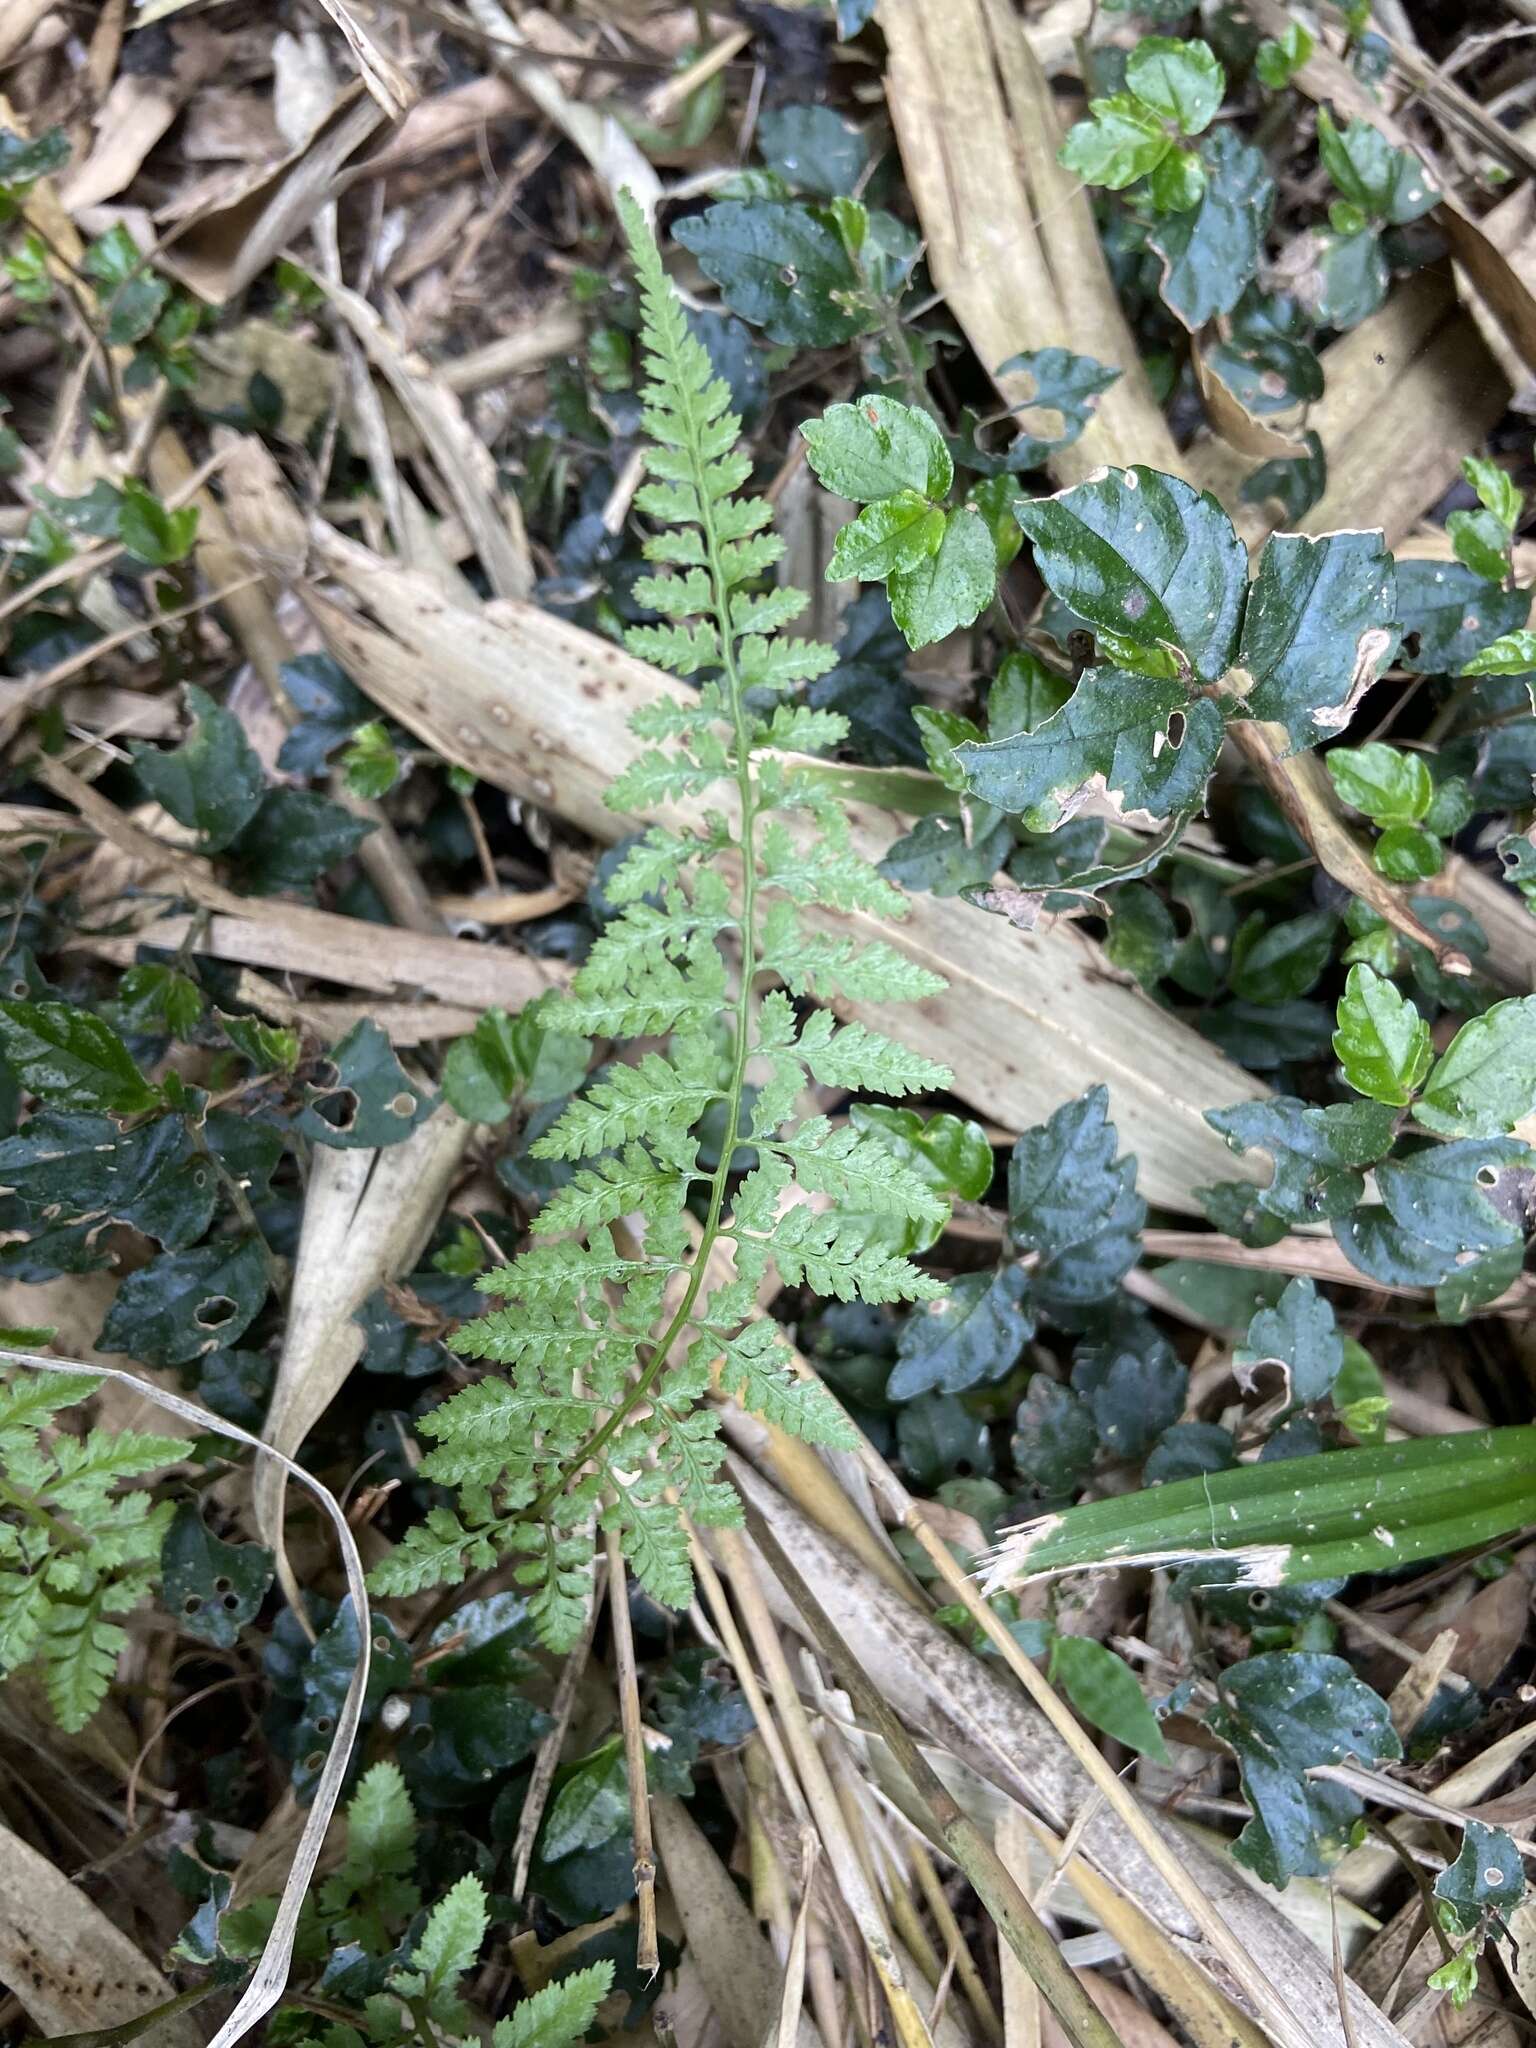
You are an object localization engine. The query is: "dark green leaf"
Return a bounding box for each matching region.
[118,481,198,566]
[1012,1375,1097,1493]
[132,685,266,851]
[276,654,375,777]
[1144,1421,1237,1483]
[1072,1313,1185,1460]
[986,350,1122,473]
[887,1265,1033,1399]
[542,1740,629,1859]
[1243,431,1327,525]
[0,1109,216,1250]
[1204,334,1322,416]
[1229,908,1336,1004]
[1434,1820,1526,1937]
[672,202,862,347]
[298,1020,438,1149]
[0,1001,158,1115]
[1207,1651,1400,1886]
[1014,466,1246,682]
[1312,226,1389,330]
[1149,128,1275,330]
[99,1236,270,1366]
[880,810,1012,896]
[161,1501,273,1649]
[1233,530,1396,746]
[1393,560,1526,676]
[1207,1095,1398,1224]
[757,104,870,198]
[226,788,375,892]
[1316,108,1439,225]
[443,1009,524,1123]
[1236,1276,1343,1410]
[956,669,1225,831]
[1376,1137,1533,1254]
[1332,1205,1460,1288]
[894,1393,993,1487]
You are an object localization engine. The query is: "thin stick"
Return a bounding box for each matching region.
[604,1523,659,1976]
[908,1842,1005,2045]
[511,1568,606,1905]
[739,1501,1126,2048]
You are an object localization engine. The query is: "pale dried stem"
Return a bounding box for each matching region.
[604,1523,659,1977]
[511,1569,606,1905]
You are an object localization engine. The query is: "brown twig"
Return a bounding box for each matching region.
[511,1564,606,1907]
[604,1521,659,1977]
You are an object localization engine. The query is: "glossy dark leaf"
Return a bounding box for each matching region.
[1012,1375,1097,1492]
[131,685,266,851]
[162,1501,273,1649]
[1072,1312,1185,1460]
[1149,128,1275,329]
[887,1265,1032,1400]
[99,1235,271,1366]
[988,349,1122,471]
[226,788,376,893]
[1393,560,1527,677]
[1233,530,1396,746]
[0,1109,216,1250]
[0,1001,159,1116]
[672,201,862,347]
[1207,1095,1398,1224]
[276,654,376,778]
[298,1020,438,1149]
[1375,1136,1533,1253]
[1207,1651,1400,1886]
[758,104,870,198]
[1235,1276,1343,1411]
[956,670,1225,831]
[1434,1820,1526,1937]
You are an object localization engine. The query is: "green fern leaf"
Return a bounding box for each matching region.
[493,1962,615,2048]
[794,1013,953,1096]
[710,1322,857,1444]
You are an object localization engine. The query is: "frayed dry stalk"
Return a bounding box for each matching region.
[604,1521,659,1978]
[737,1500,1127,2048]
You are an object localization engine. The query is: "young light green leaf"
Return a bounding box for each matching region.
[1460,627,1536,679]
[1414,996,1536,1137]
[1059,95,1171,190]
[1333,964,1431,1107]
[1124,36,1224,135]
[398,1872,488,1992]
[827,492,946,582]
[886,505,997,650]
[801,393,952,502]
[1325,742,1432,826]
[1316,106,1438,224]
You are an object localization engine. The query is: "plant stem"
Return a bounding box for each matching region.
[604,1520,659,1975]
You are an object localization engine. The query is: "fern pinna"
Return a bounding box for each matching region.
[371,194,952,1648]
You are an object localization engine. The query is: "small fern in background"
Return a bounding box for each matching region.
[370,192,953,1648]
[0,1368,181,1730]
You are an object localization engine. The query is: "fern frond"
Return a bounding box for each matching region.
[367,191,953,1650]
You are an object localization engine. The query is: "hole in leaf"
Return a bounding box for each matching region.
[303,1750,326,1772]
[1477,1166,1498,1187]
[310,1089,359,1132]
[1248,1590,1271,1611]
[222,1592,241,1611]
[194,1294,237,1329]
[183,1596,202,1615]
[313,1714,333,1736]
[388,1091,417,1118]
[1401,629,1422,660]
[1165,710,1186,749]
[213,1576,232,1594]
[778,264,797,285]
[373,1633,393,1653]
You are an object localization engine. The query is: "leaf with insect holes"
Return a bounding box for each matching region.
[956,668,1225,831]
[1375,1137,1533,1256]
[160,1502,273,1650]
[1014,466,1246,682]
[298,1019,437,1149]
[801,393,953,502]
[1434,1820,1526,1937]
[1231,530,1397,747]
[1394,561,1528,677]
[1235,1276,1343,1412]
[98,1237,271,1367]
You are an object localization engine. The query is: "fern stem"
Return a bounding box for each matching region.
[532,334,762,1520]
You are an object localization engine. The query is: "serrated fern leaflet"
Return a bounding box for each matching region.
[370,194,951,1649]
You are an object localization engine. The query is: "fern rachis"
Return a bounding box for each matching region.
[370,193,952,1649]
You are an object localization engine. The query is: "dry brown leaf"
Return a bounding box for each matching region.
[0,1823,203,2048]
[879,0,1179,482]
[652,1794,824,2048]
